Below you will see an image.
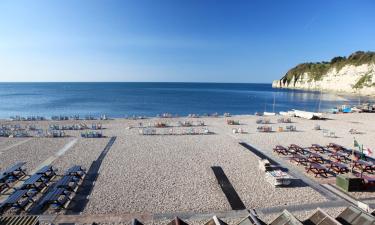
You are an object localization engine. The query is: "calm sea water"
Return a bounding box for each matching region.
[0,82,371,118]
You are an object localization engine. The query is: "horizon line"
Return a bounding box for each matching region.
[0,81,273,84]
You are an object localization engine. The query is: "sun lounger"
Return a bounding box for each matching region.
[306,163,328,177]
[51,115,69,121]
[285,125,296,132]
[47,130,66,138]
[277,118,292,123]
[85,115,95,120]
[257,125,272,132]
[81,131,102,138]
[256,118,270,124]
[328,162,349,174]
[323,129,336,138]
[91,123,102,130]
[0,189,36,212]
[227,120,240,125]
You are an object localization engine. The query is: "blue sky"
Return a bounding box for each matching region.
[0,0,374,83]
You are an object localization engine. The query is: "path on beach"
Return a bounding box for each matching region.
[30,138,78,174]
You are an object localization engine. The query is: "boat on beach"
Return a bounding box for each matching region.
[293,110,323,120]
[279,111,296,117]
[263,112,276,116]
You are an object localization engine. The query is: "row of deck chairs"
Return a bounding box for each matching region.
[48,123,102,131]
[9,114,109,121]
[188,113,221,118]
[0,130,30,137]
[157,113,176,118]
[51,115,100,121]
[49,123,88,130]
[81,131,103,138]
[125,115,147,120]
[257,126,272,132]
[50,115,108,121]
[10,116,47,121]
[0,164,86,213]
[256,118,271,124]
[156,113,220,118]
[256,117,293,125]
[273,143,375,182]
[1,124,39,131]
[177,121,205,127]
[277,118,292,123]
[139,128,211,135]
[1,124,23,131]
[45,130,66,138]
[139,121,206,128]
[227,120,240,125]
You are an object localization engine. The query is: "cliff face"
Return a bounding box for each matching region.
[273,51,375,95]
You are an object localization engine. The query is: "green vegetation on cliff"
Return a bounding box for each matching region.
[353,71,374,89]
[281,51,375,85]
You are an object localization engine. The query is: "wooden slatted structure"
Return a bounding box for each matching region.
[270,210,303,225]
[304,208,341,225]
[336,206,375,225]
[0,216,39,225]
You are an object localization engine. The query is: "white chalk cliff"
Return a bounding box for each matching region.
[272,51,375,96]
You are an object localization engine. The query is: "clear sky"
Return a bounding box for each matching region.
[0,0,374,83]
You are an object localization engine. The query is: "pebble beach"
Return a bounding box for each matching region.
[1,113,375,223]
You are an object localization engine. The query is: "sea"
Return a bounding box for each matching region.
[0,82,372,119]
